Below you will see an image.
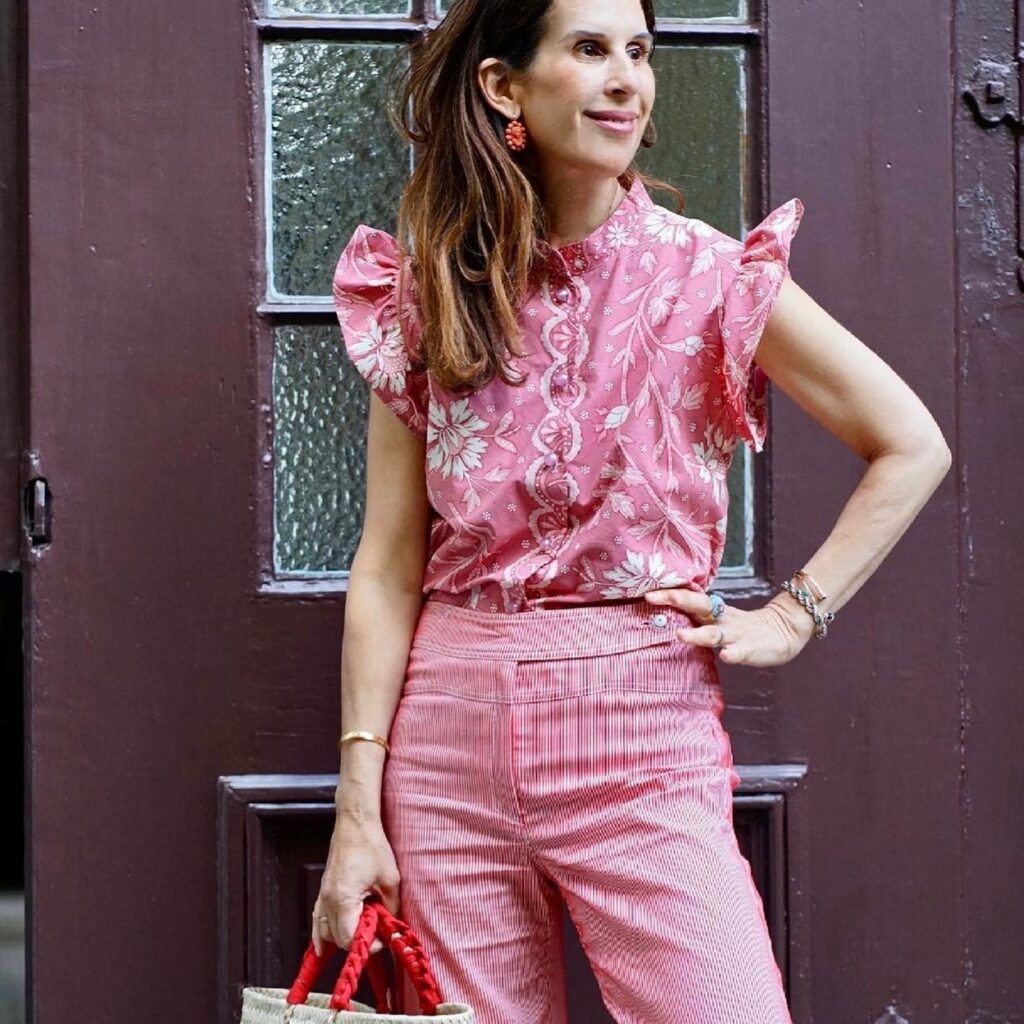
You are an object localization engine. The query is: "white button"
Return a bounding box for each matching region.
[509,599,522,612]
[540,537,554,551]
[543,451,558,468]
[554,286,571,304]
[574,258,586,270]
[553,370,569,389]
[650,613,669,629]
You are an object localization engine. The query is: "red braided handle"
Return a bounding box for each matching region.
[286,895,445,1015]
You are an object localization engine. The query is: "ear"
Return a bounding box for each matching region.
[477,57,521,120]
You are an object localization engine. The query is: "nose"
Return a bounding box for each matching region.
[605,49,641,97]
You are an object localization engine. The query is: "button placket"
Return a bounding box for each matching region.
[537,260,581,585]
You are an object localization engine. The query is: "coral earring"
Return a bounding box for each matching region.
[504,118,527,152]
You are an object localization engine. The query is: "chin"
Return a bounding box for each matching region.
[564,151,638,181]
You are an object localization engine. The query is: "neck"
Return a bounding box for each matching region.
[537,172,627,250]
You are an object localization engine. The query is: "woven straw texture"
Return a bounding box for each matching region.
[240,985,474,1023]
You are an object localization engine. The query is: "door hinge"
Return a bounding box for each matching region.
[961,52,1024,290]
[961,60,1023,132]
[23,477,52,545]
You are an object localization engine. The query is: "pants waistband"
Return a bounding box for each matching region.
[414,594,707,663]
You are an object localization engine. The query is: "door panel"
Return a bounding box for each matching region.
[768,2,963,1020]
[24,0,1011,1021]
[955,0,1024,1020]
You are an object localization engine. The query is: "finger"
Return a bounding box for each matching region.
[319,915,335,957]
[331,910,350,952]
[648,588,725,627]
[334,897,368,952]
[644,587,708,616]
[676,623,727,649]
[312,906,323,958]
[375,877,402,916]
[718,643,742,664]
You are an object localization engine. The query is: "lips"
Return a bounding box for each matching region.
[584,111,640,135]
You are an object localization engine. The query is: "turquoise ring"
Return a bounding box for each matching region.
[708,592,726,620]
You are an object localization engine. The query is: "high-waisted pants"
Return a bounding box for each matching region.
[380,596,793,1024]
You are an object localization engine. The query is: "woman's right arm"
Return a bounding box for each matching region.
[313,391,431,955]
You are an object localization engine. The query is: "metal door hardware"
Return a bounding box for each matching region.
[23,477,52,545]
[962,63,1023,132]
[961,54,1024,290]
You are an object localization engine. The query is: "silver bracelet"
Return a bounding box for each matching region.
[779,579,836,639]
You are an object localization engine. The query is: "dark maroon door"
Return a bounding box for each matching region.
[20,0,1021,1022]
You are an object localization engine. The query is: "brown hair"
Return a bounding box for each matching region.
[390,0,684,393]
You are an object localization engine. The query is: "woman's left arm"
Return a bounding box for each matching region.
[646,276,953,667]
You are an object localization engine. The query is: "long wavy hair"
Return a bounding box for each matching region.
[389,0,684,393]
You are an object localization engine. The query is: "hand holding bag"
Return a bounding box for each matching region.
[240,894,474,1022]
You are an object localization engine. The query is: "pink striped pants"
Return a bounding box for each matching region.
[381,596,793,1024]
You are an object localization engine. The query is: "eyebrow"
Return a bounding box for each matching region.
[561,29,655,44]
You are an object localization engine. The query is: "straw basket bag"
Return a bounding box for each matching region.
[240,895,474,1023]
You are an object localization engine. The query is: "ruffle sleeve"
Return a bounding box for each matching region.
[717,197,804,452]
[332,225,430,441]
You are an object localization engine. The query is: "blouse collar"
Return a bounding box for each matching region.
[534,172,655,277]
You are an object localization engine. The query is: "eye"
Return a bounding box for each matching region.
[628,44,651,62]
[576,40,604,58]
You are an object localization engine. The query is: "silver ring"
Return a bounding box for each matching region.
[713,625,725,648]
[708,592,726,620]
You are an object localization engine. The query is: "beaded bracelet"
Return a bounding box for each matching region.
[779,577,836,639]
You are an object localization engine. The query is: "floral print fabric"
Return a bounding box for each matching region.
[333,177,803,612]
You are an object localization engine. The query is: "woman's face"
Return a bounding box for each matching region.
[507,0,656,185]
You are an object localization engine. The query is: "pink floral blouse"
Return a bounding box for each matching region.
[333,176,803,613]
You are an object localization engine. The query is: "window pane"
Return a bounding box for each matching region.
[636,44,754,572]
[267,40,410,298]
[658,0,747,18]
[639,45,745,235]
[273,324,368,574]
[441,0,747,18]
[267,0,412,15]
[724,454,754,573]
[268,39,761,577]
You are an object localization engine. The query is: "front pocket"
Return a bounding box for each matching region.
[512,639,722,704]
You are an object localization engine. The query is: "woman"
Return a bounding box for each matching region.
[312,0,951,1020]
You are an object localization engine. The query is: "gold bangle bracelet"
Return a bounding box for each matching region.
[793,569,828,603]
[338,730,391,754]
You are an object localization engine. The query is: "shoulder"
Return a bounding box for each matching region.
[331,226,429,439]
[633,197,804,277]
[333,224,413,300]
[332,224,424,355]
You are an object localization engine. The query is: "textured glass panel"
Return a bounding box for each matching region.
[436,1,747,21]
[268,0,411,16]
[274,324,368,574]
[723,455,752,572]
[638,45,744,232]
[636,45,751,571]
[269,41,410,298]
[657,0,746,18]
